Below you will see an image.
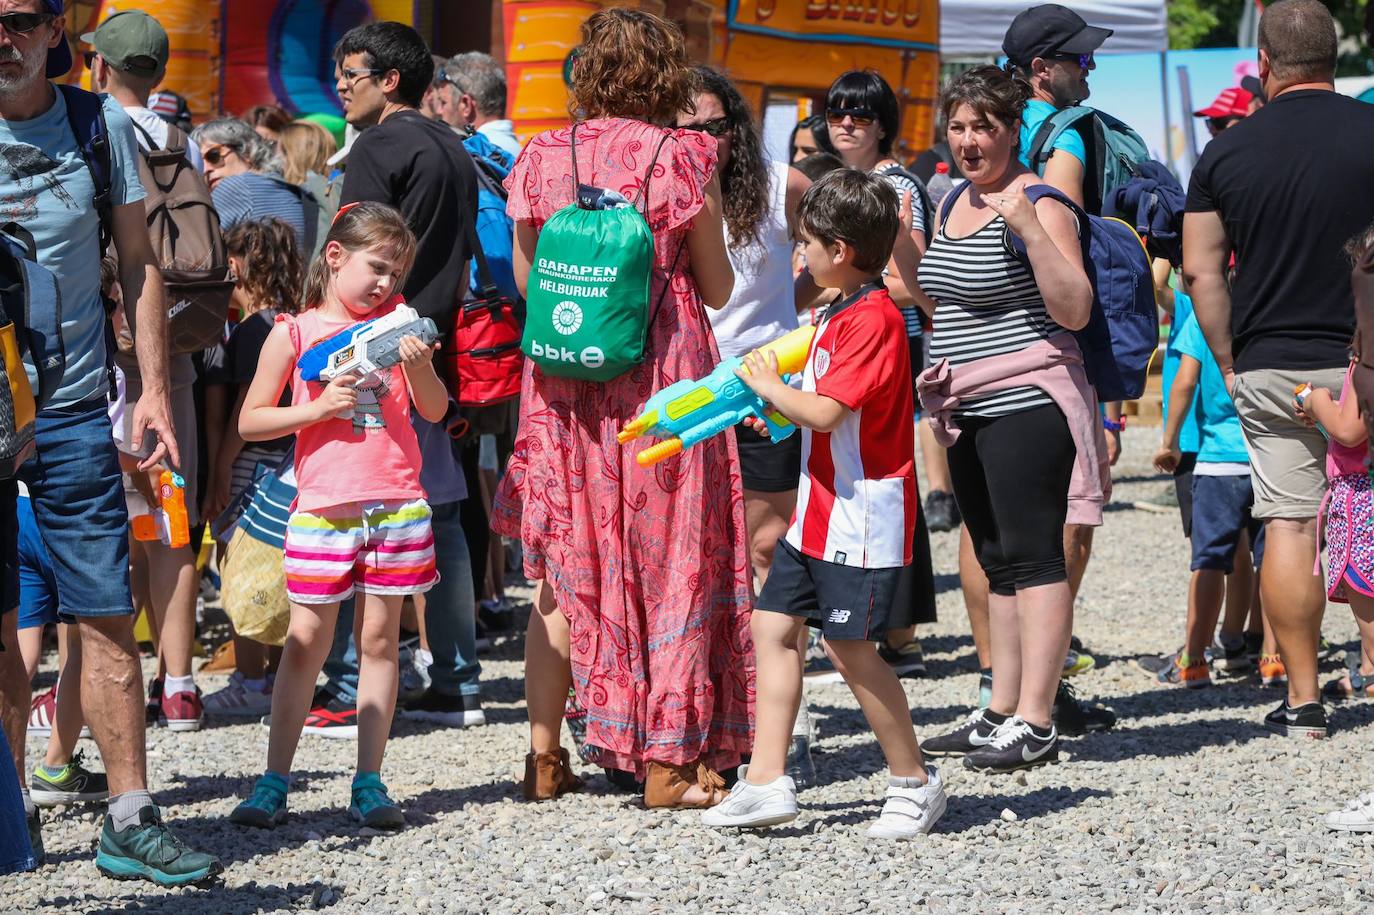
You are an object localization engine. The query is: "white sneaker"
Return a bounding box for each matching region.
[1324,790,1374,832]
[867,766,947,839]
[701,775,798,828]
[203,673,273,718]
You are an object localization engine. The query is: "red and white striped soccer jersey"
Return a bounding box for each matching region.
[785,283,916,569]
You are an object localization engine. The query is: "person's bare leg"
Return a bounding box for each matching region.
[265,601,340,775]
[234,636,267,681]
[1064,524,1093,602]
[45,625,85,768]
[919,420,952,494]
[1220,530,1254,637]
[1330,591,1374,695]
[18,624,44,683]
[828,639,926,780]
[479,468,506,602]
[1014,581,1073,728]
[408,594,430,654]
[144,543,198,681]
[526,580,571,754]
[743,610,805,784]
[1183,570,1226,662]
[986,591,1021,717]
[355,593,403,775]
[0,611,29,786]
[1261,518,1325,706]
[76,615,147,794]
[960,527,991,668]
[1259,596,1278,656]
[744,489,795,589]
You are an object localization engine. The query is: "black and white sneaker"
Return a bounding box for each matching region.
[402,688,486,728]
[1052,681,1116,737]
[1208,634,1253,673]
[921,708,1007,757]
[963,717,1058,773]
[1263,699,1327,739]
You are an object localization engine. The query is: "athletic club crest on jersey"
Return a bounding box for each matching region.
[814,348,831,378]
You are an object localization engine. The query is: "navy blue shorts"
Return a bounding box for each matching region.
[757,537,901,641]
[1190,472,1265,573]
[18,401,134,618]
[0,479,17,620]
[16,493,58,630]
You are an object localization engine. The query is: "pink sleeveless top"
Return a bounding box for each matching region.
[280,299,426,513]
[1327,365,1366,479]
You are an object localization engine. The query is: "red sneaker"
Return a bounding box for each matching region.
[161,687,204,732]
[28,687,92,738]
[301,699,358,739]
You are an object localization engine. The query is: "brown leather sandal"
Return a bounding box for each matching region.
[522,748,584,801]
[643,761,729,809]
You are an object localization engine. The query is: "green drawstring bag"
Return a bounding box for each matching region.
[522,124,679,382]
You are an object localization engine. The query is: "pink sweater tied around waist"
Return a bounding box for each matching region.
[916,333,1112,527]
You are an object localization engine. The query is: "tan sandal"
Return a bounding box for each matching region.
[643,761,729,809]
[522,748,583,801]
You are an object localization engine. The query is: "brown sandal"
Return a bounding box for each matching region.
[643,761,729,809]
[522,748,584,801]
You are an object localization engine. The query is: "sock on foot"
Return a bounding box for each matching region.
[165,674,195,696]
[1028,722,1054,739]
[40,763,66,779]
[415,648,433,669]
[889,773,928,788]
[983,709,1009,725]
[109,790,156,831]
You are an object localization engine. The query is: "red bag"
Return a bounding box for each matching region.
[449,294,523,406]
[448,206,524,407]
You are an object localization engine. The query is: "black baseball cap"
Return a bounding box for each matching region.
[1002,4,1114,68]
[40,0,74,78]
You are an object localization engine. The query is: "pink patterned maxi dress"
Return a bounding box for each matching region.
[492,118,755,778]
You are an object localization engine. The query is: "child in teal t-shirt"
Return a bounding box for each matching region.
[1151,307,1264,688]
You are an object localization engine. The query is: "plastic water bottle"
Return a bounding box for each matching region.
[926,161,955,209]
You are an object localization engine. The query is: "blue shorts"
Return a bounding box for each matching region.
[1,479,17,619]
[17,401,134,618]
[16,494,58,630]
[1190,473,1266,573]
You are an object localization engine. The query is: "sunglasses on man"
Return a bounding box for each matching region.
[826,107,877,128]
[1048,51,1094,70]
[0,12,53,35]
[677,117,730,138]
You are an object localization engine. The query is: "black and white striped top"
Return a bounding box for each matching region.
[873,163,927,341]
[918,215,1060,417]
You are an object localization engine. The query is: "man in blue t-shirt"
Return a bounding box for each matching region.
[0,0,218,886]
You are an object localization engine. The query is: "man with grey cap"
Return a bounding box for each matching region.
[0,0,219,885]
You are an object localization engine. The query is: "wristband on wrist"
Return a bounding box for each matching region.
[1103,416,1126,433]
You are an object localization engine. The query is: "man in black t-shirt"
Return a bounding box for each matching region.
[1184,0,1374,740]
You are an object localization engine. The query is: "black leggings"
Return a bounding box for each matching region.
[947,404,1076,597]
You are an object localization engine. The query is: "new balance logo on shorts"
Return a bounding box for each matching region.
[828,608,852,624]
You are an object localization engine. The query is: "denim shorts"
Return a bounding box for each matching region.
[1190,472,1266,573]
[16,493,58,629]
[0,479,17,619]
[17,400,134,618]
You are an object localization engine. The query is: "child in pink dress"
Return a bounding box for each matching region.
[230,202,449,831]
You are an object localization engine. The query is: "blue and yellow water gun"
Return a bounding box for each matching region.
[619,325,816,467]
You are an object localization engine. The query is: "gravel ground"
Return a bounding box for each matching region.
[5,426,1374,914]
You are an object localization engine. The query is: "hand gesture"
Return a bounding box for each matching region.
[131,388,180,471]
[892,191,918,256]
[315,374,358,420]
[982,188,1040,237]
[399,334,439,369]
[1153,441,1181,474]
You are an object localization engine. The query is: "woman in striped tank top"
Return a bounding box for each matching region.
[914,67,1097,773]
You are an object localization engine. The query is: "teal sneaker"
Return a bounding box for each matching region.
[349,772,404,830]
[96,807,222,886]
[31,749,111,806]
[230,773,289,829]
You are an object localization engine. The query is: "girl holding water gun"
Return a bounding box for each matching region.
[230,202,448,831]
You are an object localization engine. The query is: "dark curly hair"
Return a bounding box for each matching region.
[692,67,769,251]
[940,65,1032,134]
[224,219,305,314]
[569,8,695,125]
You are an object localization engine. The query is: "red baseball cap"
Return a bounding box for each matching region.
[1194,87,1254,120]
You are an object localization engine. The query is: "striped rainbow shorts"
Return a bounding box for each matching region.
[283,499,438,605]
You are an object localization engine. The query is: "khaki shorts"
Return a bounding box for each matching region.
[1231,366,1347,520]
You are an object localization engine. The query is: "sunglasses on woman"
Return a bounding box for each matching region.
[677,117,730,138]
[826,107,876,127]
[202,146,231,167]
[0,12,53,35]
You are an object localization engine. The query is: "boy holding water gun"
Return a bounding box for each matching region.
[703,170,946,838]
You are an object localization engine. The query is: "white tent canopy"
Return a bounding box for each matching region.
[940,1,1168,57]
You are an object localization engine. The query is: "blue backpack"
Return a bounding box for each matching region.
[939,184,1157,402]
[461,131,519,303]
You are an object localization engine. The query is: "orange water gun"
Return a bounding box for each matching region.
[131,470,191,549]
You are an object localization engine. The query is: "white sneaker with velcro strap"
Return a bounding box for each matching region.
[867,766,947,839]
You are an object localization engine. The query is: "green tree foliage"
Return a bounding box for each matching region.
[1168,0,1371,76]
